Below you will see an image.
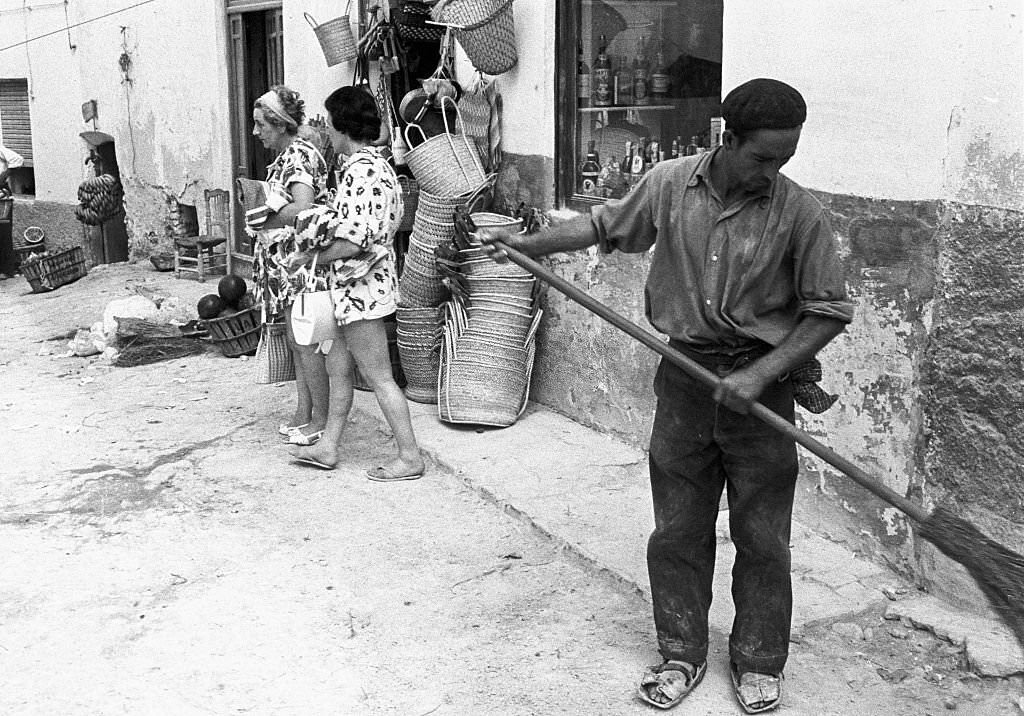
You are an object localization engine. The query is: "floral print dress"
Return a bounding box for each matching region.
[251,136,328,317]
[326,146,403,325]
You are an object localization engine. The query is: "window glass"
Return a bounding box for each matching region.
[573,0,723,200]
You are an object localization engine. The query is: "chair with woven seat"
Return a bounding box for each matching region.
[174,188,229,282]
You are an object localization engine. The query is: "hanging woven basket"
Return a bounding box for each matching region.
[434,0,518,75]
[305,7,357,67]
[404,97,487,196]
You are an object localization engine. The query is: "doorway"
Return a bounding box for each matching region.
[80,132,129,265]
[227,2,284,273]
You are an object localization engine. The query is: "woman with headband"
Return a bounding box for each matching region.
[247,85,331,447]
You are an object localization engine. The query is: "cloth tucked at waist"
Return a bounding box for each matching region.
[667,339,837,414]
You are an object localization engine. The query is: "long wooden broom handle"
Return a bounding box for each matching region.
[492,241,930,525]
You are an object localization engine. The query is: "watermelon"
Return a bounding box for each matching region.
[197,294,226,319]
[218,274,247,306]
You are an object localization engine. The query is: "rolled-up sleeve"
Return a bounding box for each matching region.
[795,211,855,324]
[590,171,659,255]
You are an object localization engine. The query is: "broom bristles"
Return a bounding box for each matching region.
[918,507,1024,649]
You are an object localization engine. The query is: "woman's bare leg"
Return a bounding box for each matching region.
[345,318,423,476]
[289,332,354,467]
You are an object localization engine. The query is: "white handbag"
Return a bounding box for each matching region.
[290,253,338,346]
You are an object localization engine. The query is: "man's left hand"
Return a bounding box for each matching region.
[713,368,772,414]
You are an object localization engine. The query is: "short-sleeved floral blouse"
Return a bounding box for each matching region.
[326,146,403,325]
[252,136,328,316]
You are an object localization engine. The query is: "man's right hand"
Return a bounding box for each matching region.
[478,227,538,264]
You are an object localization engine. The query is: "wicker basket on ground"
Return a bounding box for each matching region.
[203,305,262,357]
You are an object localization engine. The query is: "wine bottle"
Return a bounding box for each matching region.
[580,140,601,195]
[633,36,650,106]
[614,55,632,106]
[650,44,669,99]
[577,41,591,109]
[592,35,612,107]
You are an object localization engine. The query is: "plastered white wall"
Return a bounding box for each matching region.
[0,0,234,205]
[723,0,1024,205]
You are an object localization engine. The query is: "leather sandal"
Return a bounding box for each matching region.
[637,660,706,709]
[731,663,783,714]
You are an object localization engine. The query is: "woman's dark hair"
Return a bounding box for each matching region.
[256,85,305,135]
[324,86,381,143]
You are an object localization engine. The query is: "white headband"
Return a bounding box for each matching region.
[257,90,298,130]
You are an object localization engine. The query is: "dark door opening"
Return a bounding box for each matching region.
[227,5,283,269]
[80,134,129,265]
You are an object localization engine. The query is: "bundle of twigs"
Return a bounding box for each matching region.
[113,336,206,367]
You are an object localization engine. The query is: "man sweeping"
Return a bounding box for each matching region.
[481,78,854,712]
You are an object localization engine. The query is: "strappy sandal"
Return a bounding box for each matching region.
[278,422,308,437]
[285,430,323,446]
[731,663,783,714]
[637,659,706,709]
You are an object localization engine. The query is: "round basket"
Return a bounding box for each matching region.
[304,9,357,67]
[204,305,262,357]
[436,0,518,75]
[404,97,486,196]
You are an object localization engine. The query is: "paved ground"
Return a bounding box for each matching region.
[1,262,1022,715]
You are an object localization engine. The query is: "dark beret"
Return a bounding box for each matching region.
[721,78,807,133]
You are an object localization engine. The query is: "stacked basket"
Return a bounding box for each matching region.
[437,212,541,427]
[396,305,443,403]
[397,95,491,404]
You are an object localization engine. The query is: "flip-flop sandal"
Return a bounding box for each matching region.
[731,663,783,714]
[292,456,336,471]
[279,422,309,437]
[637,660,706,709]
[285,430,323,446]
[366,466,424,482]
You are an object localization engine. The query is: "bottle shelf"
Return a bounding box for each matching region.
[578,104,675,113]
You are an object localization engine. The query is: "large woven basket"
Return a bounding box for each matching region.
[435,0,518,75]
[204,305,262,358]
[304,9,357,67]
[404,97,486,196]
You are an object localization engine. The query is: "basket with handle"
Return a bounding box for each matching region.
[304,6,357,67]
[433,0,518,75]
[404,96,486,196]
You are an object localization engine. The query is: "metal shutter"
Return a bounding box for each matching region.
[0,79,32,167]
[226,0,281,12]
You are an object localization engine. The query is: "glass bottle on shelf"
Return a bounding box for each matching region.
[606,157,627,199]
[670,136,680,159]
[684,136,700,156]
[614,55,632,106]
[577,41,591,109]
[580,140,601,195]
[630,139,646,183]
[592,35,612,107]
[650,44,670,99]
[633,36,650,106]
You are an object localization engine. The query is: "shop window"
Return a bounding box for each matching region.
[556,0,723,208]
[0,78,36,195]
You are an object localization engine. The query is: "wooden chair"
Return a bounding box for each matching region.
[174,188,229,282]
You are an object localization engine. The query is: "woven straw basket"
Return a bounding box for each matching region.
[435,0,518,75]
[305,8,357,67]
[397,175,419,232]
[404,96,486,196]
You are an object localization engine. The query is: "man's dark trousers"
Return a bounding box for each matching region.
[647,348,798,675]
